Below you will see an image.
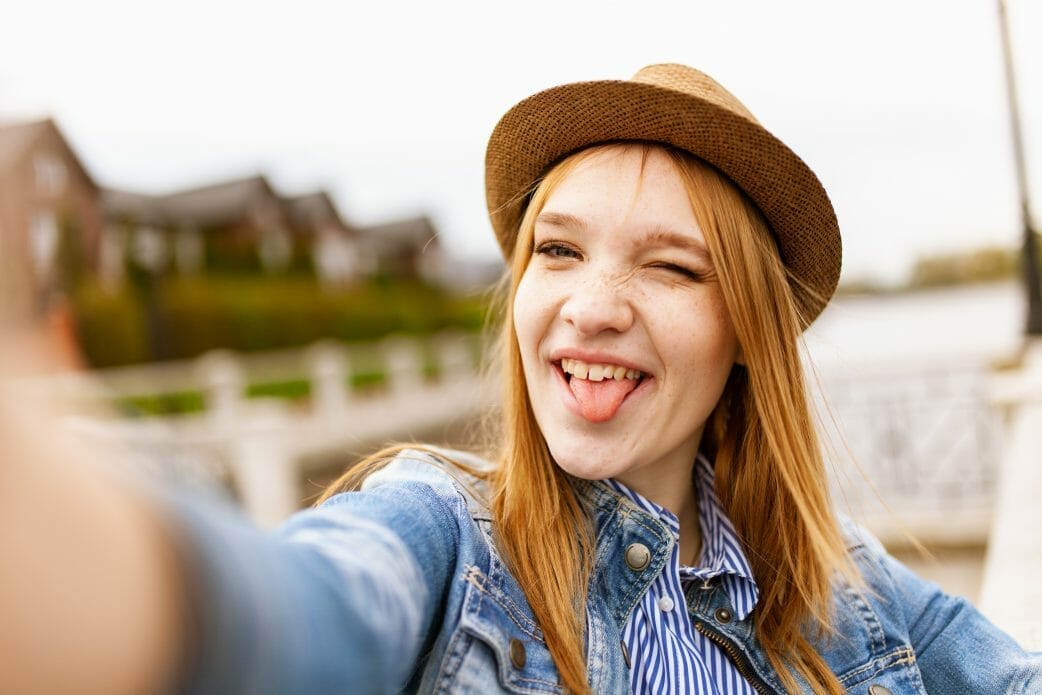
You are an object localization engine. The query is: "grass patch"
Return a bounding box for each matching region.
[116,390,207,417]
[246,378,312,400]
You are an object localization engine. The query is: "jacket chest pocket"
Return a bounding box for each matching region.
[435,565,563,695]
[837,646,927,694]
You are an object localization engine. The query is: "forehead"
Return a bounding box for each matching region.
[538,145,702,241]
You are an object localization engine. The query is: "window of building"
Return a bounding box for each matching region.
[258,226,292,272]
[131,226,168,272]
[34,154,67,197]
[314,229,359,286]
[28,209,59,277]
[98,225,126,289]
[175,226,203,274]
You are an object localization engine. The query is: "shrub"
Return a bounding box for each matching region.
[73,281,150,367]
[72,274,490,367]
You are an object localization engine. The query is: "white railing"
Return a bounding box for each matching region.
[33,332,482,413]
[813,342,1042,650]
[815,362,1003,547]
[28,331,496,526]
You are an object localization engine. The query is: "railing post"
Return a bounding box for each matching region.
[382,336,425,398]
[434,331,474,381]
[226,401,299,528]
[197,350,244,425]
[980,338,1042,649]
[306,340,351,421]
[196,350,298,527]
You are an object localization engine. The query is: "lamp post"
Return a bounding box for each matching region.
[998,0,1042,335]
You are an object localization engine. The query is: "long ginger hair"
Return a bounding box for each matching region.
[322,142,855,694]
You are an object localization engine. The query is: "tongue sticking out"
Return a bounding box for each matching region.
[569,376,639,422]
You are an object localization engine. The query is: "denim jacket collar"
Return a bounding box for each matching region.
[570,477,675,633]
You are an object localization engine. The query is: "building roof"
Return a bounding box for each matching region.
[159,175,279,227]
[284,191,351,234]
[101,188,169,226]
[104,175,283,229]
[0,120,49,172]
[357,215,440,251]
[0,118,97,188]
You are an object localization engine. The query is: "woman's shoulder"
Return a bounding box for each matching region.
[837,515,888,564]
[286,447,498,576]
[831,519,1042,692]
[835,515,911,596]
[832,515,979,652]
[354,445,495,521]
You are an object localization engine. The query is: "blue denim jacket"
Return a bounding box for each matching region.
[176,448,1042,694]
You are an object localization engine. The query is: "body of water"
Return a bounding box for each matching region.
[804,281,1026,374]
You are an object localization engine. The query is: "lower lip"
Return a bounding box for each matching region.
[551,362,653,422]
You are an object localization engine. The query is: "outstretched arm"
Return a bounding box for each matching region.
[879,550,1041,693]
[852,525,1042,694]
[0,328,460,694]
[171,479,461,693]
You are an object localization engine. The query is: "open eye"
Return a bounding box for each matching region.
[534,242,582,260]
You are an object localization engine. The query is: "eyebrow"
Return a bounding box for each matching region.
[535,211,588,233]
[535,211,712,263]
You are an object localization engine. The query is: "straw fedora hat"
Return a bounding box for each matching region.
[485,63,841,327]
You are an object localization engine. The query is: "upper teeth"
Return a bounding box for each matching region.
[561,358,642,382]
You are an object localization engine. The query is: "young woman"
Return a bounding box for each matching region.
[1,63,1039,695]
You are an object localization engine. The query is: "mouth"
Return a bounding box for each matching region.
[559,357,645,383]
[553,357,650,423]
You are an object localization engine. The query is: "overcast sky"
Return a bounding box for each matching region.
[2,0,1040,284]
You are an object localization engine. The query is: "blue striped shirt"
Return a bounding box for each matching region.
[606,454,759,694]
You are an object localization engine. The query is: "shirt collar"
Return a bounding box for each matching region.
[605,454,759,619]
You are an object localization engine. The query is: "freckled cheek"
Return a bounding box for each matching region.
[652,301,738,374]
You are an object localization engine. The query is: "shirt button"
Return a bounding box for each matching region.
[657,596,675,612]
[624,543,651,571]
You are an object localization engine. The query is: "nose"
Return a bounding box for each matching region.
[559,275,634,336]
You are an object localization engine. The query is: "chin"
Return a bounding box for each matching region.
[545,437,629,482]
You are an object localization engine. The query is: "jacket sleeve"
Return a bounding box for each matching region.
[166,478,462,695]
[859,530,1042,693]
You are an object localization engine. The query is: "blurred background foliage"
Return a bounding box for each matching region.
[837,233,1041,295]
[73,275,490,368]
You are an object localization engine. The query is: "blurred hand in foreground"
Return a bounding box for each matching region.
[0,318,187,695]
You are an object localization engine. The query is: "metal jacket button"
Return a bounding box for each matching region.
[625,543,651,570]
[509,638,526,669]
[868,686,892,695]
[714,607,733,624]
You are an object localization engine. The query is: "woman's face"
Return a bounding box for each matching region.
[513,145,740,488]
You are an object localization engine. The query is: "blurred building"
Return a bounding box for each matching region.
[284,191,361,286]
[355,215,442,282]
[0,117,459,304]
[0,118,103,311]
[102,176,361,286]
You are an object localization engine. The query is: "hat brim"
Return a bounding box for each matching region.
[485,78,841,327]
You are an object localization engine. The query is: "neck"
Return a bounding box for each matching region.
[614,454,702,566]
